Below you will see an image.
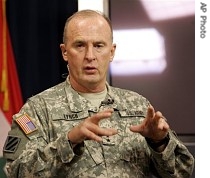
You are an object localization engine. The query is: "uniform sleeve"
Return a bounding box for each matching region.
[3,101,84,178]
[148,130,195,177]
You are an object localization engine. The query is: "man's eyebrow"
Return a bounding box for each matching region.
[95,40,106,43]
[73,40,85,44]
[94,40,107,45]
[72,40,107,45]
[71,40,85,46]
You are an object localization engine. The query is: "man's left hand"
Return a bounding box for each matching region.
[130,105,169,141]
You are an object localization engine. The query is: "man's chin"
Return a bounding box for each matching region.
[83,76,99,84]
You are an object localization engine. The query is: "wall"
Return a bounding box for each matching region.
[110,0,195,135]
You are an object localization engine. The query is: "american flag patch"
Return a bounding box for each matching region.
[15,114,37,135]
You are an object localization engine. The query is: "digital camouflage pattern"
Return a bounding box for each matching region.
[3,79,194,178]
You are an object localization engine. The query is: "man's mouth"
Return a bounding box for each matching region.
[84,66,97,74]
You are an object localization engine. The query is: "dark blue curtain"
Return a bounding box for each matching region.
[6,0,78,101]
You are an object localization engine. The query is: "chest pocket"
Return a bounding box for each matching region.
[94,110,146,160]
[116,109,146,126]
[50,111,89,136]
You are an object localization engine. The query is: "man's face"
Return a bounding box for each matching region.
[61,15,116,92]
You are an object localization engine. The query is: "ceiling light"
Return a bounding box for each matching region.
[110,28,166,75]
[141,0,195,21]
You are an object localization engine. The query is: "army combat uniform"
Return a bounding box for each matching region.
[3,79,194,178]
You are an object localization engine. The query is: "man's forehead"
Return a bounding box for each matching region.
[69,16,107,29]
[67,20,111,38]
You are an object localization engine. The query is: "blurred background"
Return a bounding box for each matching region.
[0,0,195,177]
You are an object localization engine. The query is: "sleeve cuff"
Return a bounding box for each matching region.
[57,133,76,163]
[149,130,178,159]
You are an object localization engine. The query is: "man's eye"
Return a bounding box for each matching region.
[95,44,103,48]
[76,44,84,48]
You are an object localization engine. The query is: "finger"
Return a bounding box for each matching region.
[153,111,163,124]
[84,128,103,142]
[157,117,170,131]
[130,124,144,133]
[160,119,169,130]
[89,108,114,124]
[97,128,118,137]
[130,105,155,133]
[155,111,163,118]
[86,125,117,142]
[146,105,155,120]
[87,121,117,136]
[162,124,169,132]
[157,118,165,130]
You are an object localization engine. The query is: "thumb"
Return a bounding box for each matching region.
[130,124,144,133]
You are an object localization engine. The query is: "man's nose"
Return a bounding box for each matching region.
[85,46,96,61]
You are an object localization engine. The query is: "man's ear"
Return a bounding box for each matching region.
[60,44,68,61]
[110,43,116,62]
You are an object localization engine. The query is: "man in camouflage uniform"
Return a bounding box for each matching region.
[3,10,194,178]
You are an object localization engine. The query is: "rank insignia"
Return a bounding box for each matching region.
[15,114,37,135]
[3,136,21,153]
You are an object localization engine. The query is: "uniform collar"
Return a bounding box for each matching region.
[64,78,126,112]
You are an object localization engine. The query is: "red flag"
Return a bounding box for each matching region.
[0,0,23,125]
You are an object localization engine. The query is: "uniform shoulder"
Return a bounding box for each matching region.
[28,81,66,102]
[109,86,150,111]
[110,85,142,97]
[110,85,148,102]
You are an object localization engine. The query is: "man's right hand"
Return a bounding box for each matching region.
[67,108,118,144]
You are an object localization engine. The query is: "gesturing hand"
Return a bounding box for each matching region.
[130,105,169,141]
[68,108,118,144]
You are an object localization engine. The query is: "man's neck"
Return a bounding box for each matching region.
[78,87,107,107]
[68,77,106,93]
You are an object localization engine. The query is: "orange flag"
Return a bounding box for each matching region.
[0,0,23,125]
